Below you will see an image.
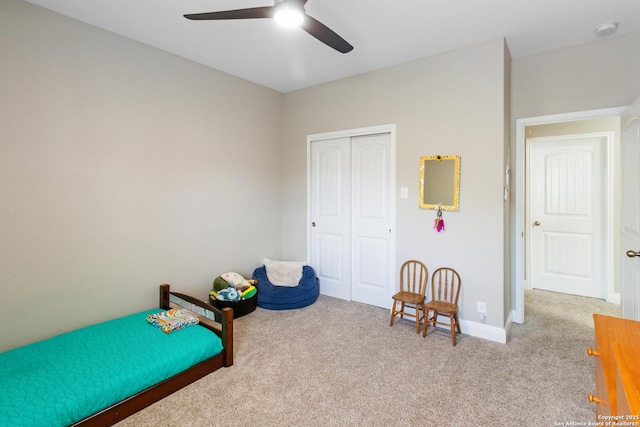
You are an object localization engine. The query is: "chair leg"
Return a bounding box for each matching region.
[455,313,461,333]
[414,304,422,334]
[450,315,457,346]
[422,309,429,337]
[389,301,397,326]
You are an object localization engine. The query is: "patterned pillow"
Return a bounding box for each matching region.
[146,309,199,334]
[221,271,250,288]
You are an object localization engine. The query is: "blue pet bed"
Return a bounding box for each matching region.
[252,265,318,310]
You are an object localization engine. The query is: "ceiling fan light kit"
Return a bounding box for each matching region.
[184,0,353,53]
[274,2,304,27]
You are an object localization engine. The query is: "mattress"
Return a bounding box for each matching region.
[0,309,223,427]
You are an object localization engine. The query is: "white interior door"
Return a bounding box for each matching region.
[351,134,393,308]
[308,126,395,309]
[309,137,351,301]
[621,96,640,321]
[528,135,606,298]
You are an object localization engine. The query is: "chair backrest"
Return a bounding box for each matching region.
[399,260,428,297]
[430,267,461,304]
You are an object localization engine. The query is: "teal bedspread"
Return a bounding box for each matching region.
[0,309,224,427]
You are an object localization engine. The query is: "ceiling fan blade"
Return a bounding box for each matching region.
[184,7,273,21]
[301,15,353,53]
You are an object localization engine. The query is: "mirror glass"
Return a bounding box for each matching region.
[419,155,460,211]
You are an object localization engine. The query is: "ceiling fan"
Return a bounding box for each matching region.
[184,0,354,53]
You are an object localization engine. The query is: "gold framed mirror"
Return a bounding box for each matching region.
[419,155,460,211]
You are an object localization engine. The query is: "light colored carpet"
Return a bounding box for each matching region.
[116,290,620,427]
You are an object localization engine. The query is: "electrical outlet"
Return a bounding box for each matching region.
[477,302,486,313]
[477,302,487,321]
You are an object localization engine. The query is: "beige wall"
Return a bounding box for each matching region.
[512,31,640,121]
[0,0,284,351]
[282,39,510,333]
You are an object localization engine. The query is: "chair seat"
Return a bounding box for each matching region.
[424,300,456,314]
[392,291,424,305]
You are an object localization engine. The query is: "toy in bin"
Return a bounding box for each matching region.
[209,271,258,318]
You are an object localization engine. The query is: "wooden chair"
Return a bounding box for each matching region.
[389,260,428,333]
[422,267,462,346]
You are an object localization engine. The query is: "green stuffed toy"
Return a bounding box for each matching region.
[213,276,230,292]
[210,276,232,300]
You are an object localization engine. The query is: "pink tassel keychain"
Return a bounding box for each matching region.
[433,205,445,232]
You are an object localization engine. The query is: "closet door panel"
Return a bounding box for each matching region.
[351,133,393,308]
[310,137,352,301]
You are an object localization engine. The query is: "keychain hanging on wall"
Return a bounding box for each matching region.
[433,203,445,232]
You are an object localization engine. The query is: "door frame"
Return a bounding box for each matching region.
[514,108,624,324]
[306,124,396,303]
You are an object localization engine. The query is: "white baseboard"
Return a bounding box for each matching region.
[391,307,509,344]
[429,318,509,344]
[609,292,621,305]
[458,318,507,344]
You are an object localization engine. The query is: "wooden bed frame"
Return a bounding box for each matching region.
[71,284,233,427]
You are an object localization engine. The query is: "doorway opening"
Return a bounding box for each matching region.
[514,107,625,324]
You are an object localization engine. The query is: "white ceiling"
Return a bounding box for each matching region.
[23,0,640,93]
